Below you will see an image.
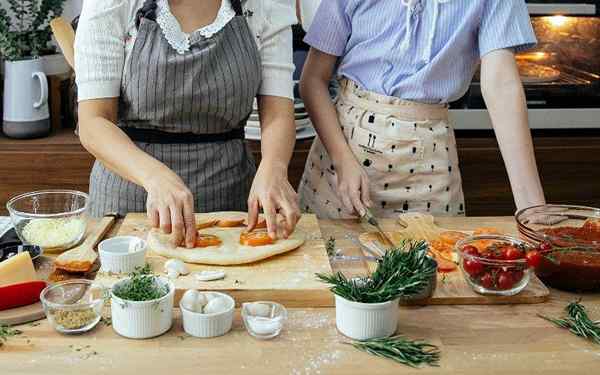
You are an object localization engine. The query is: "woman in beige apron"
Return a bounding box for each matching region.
[298,0,546,219]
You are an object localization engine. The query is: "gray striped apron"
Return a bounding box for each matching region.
[89,0,261,217]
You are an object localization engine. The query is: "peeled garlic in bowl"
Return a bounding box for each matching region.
[180,289,208,313]
[203,296,230,314]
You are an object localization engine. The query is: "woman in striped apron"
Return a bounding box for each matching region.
[75,0,300,246]
[298,0,546,218]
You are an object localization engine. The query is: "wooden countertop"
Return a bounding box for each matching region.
[2,217,599,374]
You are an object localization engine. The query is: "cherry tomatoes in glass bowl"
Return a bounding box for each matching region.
[455,235,535,296]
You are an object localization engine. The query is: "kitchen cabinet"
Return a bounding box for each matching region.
[1,129,599,216]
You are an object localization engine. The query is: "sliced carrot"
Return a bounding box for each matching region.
[194,234,222,247]
[216,219,246,227]
[240,231,274,247]
[196,220,218,229]
[438,231,468,246]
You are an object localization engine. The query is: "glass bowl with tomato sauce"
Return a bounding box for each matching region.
[455,235,536,296]
[516,204,600,292]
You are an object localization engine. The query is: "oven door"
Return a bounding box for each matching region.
[452,0,600,130]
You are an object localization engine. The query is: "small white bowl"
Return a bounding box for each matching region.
[99,236,147,274]
[335,295,399,340]
[180,292,235,338]
[111,277,174,339]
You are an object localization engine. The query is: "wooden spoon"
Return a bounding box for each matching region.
[54,215,118,273]
[50,17,76,69]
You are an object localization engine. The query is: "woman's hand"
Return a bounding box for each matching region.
[247,162,301,239]
[334,151,372,217]
[144,169,197,248]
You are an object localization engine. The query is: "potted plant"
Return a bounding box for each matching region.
[317,241,437,340]
[0,0,66,139]
[110,265,175,339]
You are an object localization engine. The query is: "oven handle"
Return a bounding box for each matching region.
[527,3,597,15]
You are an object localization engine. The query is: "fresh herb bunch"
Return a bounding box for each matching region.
[350,335,440,368]
[0,0,65,60]
[317,240,436,303]
[0,325,22,347]
[539,300,600,345]
[326,237,336,257]
[113,264,169,302]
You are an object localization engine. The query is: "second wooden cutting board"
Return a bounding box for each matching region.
[94,214,334,307]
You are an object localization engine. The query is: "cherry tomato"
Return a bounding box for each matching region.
[497,271,514,290]
[501,246,523,261]
[195,234,222,247]
[462,245,480,257]
[539,242,552,252]
[479,272,494,289]
[463,259,484,277]
[511,270,525,284]
[240,231,275,246]
[526,250,542,268]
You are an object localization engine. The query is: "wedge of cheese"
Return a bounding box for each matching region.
[0,252,38,287]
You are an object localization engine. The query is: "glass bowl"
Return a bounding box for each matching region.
[515,204,600,291]
[40,279,104,334]
[455,235,533,296]
[6,190,89,252]
[241,301,287,340]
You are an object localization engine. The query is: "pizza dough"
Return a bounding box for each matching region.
[147,212,305,265]
[516,61,560,83]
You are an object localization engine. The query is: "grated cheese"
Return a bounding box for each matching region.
[22,218,85,248]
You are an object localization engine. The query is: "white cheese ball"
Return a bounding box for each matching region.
[203,296,230,314]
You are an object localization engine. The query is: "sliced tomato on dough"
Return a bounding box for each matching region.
[240,231,274,247]
[195,234,222,247]
[196,220,218,229]
[216,219,246,227]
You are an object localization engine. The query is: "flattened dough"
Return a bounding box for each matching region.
[147,212,305,265]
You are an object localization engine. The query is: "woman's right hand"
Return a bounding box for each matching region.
[334,152,373,217]
[144,170,197,248]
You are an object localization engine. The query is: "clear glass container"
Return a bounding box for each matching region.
[241,301,287,340]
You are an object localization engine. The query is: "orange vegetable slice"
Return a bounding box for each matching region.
[240,231,274,247]
[438,231,468,246]
[473,227,501,235]
[216,219,246,228]
[196,220,218,229]
[195,234,222,247]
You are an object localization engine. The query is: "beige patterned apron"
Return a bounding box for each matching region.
[299,79,465,219]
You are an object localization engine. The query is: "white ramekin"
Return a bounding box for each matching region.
[334,295,399,340]
[180,292,235,338]
[99,236,147,274]
[111,277,174,339]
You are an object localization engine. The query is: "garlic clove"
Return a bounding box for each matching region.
[194,270,226,282]
[166,268,180,279]
[203,296,230,314]
[164,259,189,276]
[181,289,200,312]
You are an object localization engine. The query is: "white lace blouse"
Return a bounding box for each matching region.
[75,0,296,101]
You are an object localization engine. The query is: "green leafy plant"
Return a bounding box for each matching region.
[317,240,436,303]
[539,300,600,345]
[0,0,65,60]
[0,325,22,347]
[113,264,169,302]
[350,335,441,368]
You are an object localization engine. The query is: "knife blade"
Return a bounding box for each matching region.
[361,209,395,248]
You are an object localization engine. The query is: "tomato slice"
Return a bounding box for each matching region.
[195,234,222,247]
[473,227,501,236]
[216,219,246,228]
[438,231,468,246]
[196,220,218,230]
[240,231,274,247]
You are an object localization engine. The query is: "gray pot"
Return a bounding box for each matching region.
[2,58,50,139]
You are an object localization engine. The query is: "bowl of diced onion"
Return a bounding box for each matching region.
[6,190,89,253]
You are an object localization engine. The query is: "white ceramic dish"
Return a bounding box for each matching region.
[334,295,399,340]
[111,277,174,339]
[180,292,235,338]
[98,236,147,274]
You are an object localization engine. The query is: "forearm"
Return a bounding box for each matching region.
[481,53,545,210]
[300,76,353,166]
[257,96,296,173]
[78,110,169,189]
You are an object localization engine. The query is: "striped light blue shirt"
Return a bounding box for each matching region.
[304,0,537,104]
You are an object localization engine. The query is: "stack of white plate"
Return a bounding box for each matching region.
[245,82,317,141]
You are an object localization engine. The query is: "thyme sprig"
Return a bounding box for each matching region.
[0,325,22,347]
[113,264,168,302]
[539,300,600,345]
[349,335,440,368]
[317,240,436,303]
[326,237,336,257]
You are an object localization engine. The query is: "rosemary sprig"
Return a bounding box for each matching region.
[113,264,168,302]
[317,240,436,303]
[0,325,22,347]
[539,300,600,345]
[349,335,440,368]
[326,237,336,257]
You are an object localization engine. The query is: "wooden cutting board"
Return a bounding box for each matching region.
[358,214,550,305]
[93,213,334,307]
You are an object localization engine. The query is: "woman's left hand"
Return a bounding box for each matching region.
[247,162,301,239]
